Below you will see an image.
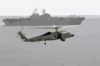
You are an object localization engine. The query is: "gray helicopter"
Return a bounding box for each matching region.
[17,25,75,45]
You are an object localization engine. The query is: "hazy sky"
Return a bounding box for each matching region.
[0,0,100,16]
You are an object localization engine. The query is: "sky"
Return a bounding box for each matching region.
[0,0,100,16]
[0,0,100,26]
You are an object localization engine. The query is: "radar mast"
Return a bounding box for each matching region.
[33,8,37,15]
[42,9,45,15]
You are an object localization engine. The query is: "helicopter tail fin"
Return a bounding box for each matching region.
[17,31,28,41]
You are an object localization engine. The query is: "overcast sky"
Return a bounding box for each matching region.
[0,0,100,16]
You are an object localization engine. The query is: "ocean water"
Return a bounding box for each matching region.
[0,17,100,66]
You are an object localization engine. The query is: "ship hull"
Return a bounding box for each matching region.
[3,17,85,26]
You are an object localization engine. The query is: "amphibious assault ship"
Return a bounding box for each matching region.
[3,9,85,26]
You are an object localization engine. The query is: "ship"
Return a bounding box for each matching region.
[2,9,85,26]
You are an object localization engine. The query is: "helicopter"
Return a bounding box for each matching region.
[17,25,75,45]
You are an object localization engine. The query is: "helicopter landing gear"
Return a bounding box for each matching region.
[44,42,46,45]
[60,38,65,42]
[44,40,46,45]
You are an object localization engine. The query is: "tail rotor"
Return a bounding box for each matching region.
[16,26,26,38]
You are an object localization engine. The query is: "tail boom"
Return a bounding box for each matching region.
[17,31,28,41]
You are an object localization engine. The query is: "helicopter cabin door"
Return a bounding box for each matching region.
[57,33,62,39]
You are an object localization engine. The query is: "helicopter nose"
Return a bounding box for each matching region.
[71,34,74,37]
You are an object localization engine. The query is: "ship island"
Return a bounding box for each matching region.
[2,9,85,26]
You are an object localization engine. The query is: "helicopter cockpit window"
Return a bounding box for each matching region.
[41,32,51,36]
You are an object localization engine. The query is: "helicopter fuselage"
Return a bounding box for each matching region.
[18,30,74,42]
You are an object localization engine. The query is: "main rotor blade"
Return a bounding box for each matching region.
[53,25,56,28]
[28,27,62,29]
[28,25,76,29]
[61,25,77,28]
[20,26,24,31]
[28,25,60,29]
[28,27,55,29]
